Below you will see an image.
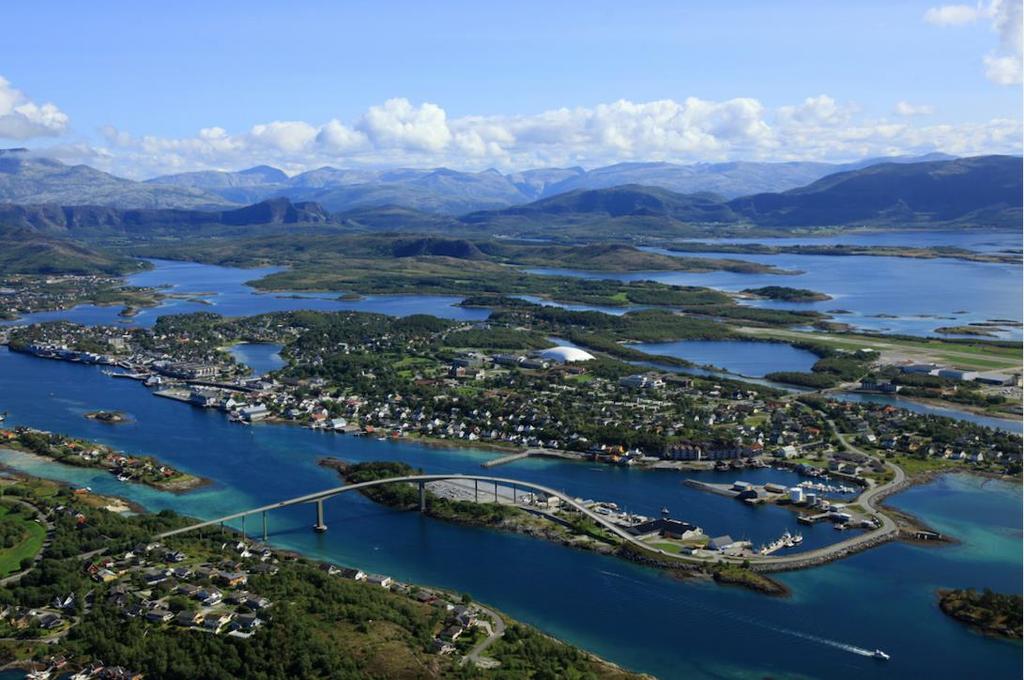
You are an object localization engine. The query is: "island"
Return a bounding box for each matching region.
[740,286,832,302]
[84,410,129,424]
[937,588,1023,640]
[0,427,204,492]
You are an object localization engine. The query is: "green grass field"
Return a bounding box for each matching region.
[0,504,46,577]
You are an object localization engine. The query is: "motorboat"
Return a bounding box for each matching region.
[872,649,890,661]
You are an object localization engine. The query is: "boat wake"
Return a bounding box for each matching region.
[589,565,881,658]
[766,625,876,657]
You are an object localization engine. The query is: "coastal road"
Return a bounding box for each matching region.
[754,418,905,570]
[756,460,902,571]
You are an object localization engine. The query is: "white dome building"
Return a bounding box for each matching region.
[538,346,596,364]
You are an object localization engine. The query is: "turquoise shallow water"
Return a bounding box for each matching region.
[0,346,1019,679]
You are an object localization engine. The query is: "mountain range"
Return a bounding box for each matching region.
[1,147,957,214]
[465,155,1023,233]
[2,155,1019,239]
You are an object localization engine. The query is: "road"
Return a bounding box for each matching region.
[461,604,506,668]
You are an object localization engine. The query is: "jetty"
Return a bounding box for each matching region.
[482,451,531,468]
[481,448,582,468]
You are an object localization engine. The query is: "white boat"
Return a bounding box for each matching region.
[872,649,890,661]
[790,533,803,545]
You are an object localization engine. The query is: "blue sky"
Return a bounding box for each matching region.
[1,0,1020,177]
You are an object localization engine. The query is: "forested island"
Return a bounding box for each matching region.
[937,589,1022,640]
[740,286,832,302]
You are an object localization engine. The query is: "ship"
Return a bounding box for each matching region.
[872,649,890,661]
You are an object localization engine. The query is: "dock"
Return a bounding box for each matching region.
[682,479,739,498]
[797,512,832,525]
[106,372,150,380]
[153,389,193,403]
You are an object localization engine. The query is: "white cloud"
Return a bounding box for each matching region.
[357,98,452,152]
[924,0,1023,84]
[895,101,936,116]
[777,95,851,126]
[924,4,985,25]
[34,94,1021,179]
[985,0,1023,83]
[249,121,318,153]
[316,119,368,151]
[0,75,69,140]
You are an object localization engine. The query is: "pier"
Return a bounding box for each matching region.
[482,451,531,468]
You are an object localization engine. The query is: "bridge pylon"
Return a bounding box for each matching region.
[313,499,327,533]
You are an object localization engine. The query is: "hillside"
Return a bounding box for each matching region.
[0,228,142,274]
[728,155,1023,227]
[0,149,234,210]
[0,197,338,236]
[137,153,957,214]
[462,155,1022,233]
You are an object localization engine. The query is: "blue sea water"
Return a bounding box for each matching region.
[2,259,490,328]
[0,347,1019,680]
[525,229,1022,339]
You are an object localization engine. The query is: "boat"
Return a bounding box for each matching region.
[872,649,890,661]
[790,533,803,545]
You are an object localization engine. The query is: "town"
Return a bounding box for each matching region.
[3,310,1019,484]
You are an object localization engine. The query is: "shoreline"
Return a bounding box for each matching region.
[0,442,210,495]
[0,463,147,514]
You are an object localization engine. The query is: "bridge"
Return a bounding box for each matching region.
[155,469,903,572]
[154,473,688,560]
